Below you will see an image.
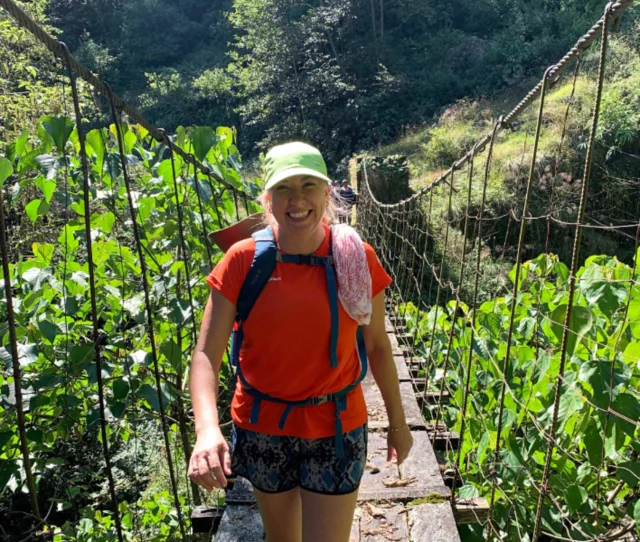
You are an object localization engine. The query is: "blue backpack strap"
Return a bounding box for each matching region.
[325,228,339,368]
[237,226,278,323]
[230,226,278,421]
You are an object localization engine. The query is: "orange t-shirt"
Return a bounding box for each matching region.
[206,225,392,439]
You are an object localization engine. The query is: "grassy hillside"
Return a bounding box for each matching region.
[374,33,640,301]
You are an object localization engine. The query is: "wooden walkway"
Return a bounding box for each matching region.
[212,317,463,541]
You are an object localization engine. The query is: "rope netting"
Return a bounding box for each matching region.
[358,2,639,541]
[0,1,259,538]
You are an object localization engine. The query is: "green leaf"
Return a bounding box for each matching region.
[611,393,640,437]
[582,280,628,318]
[583,423,603,467]
[508,264,527,287]
[616,461,640,488]
[138,384,162,413]
[32,243,54,263]
[457,484,479,499]
[70,344,95,367]
[86,129,106,173]
[623,340,640,366]
[557,388,583,427]
[564,485,588,513]
[25,199,41,224]
[21,267,52,288]
[15,129,29,158]
[633,500,640,537]
[579,360,630,409]
[41,116,74,151]
[90,212,116,234]
[216,126,233,154]
[550,305,593,355]
[26,428,42,444]
[192,127,216,162]
[70,200,85,216]
[0,158,13,187]
[629,300,640,340]
[108,401,126,419]
[58,224,80,253]
[0,431,14,450]
[38,319,60,344]
[161,339,182,372]
[124,131,137,154]
[34,176,56,204]
[477,311,501,338]
[112,379,129,400]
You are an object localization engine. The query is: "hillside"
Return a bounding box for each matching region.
[373,31,640,302]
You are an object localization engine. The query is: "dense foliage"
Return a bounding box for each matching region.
[0,118,258,539]
[402,252,640,540]
[44,0,640,167]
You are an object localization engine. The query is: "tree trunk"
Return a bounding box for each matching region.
[370,0,379,61]
[379,0,384,40]
[326,30,342,66]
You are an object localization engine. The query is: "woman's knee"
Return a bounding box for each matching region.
[300,489,359,542]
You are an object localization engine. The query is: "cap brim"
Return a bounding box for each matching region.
[264,167,331,191]
[208,213,265,253]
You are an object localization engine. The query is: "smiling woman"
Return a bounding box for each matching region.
[188,142,413,542]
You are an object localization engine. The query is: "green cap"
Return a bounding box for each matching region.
[263,142,331,191]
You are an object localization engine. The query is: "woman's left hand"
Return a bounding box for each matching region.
[387,425,413,465]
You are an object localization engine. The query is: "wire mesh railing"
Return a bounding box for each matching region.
[357,2,640,540]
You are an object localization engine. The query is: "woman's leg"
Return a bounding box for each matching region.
[254,486,302,542]
[298,424,367,542]
[300,488,358,542]
[230,426,302,541]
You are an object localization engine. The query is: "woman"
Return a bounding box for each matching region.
[188,142,413,542]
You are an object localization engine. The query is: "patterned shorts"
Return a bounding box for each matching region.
[230,423,368,495]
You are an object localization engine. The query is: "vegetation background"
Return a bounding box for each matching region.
[1,0,640,540]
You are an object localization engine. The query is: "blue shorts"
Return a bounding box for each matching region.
[230,423,368,495]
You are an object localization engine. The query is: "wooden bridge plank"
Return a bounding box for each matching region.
[364,377,424,430]
[359,502,409,541]
[394,354,412,382]
[215,504,264,541]
[409,502,462,542]
[226,476,256,504]
[360,430,450,501]
[453,498,490,524]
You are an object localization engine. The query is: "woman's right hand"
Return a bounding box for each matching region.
[188,427,232,491]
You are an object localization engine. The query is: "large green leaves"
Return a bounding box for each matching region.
[192,126,215,162]
[550,305,593,355]
[40,116,74,151]
[0,158,13,187]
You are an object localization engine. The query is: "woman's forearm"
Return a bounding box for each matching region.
[368,340,406,428]
[190,351,222,435]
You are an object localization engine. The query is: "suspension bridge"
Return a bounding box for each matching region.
[0,0,638,540]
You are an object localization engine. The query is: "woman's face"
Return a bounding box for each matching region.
[267,175,330,235]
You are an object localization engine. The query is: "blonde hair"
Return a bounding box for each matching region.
[257,186,346,227]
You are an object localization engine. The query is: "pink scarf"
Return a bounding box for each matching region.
[331,224,372,325]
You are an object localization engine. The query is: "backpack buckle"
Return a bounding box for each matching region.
[298,255,314,265]
[311,393,334,406]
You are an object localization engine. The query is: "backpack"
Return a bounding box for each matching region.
[229,225,368,458]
